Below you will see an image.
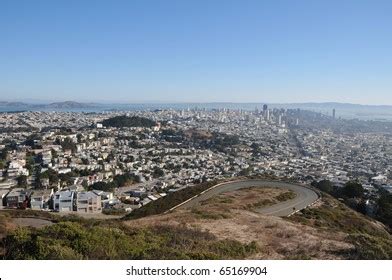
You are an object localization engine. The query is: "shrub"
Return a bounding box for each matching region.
[124,180,218,220]
[347,233,392,260]
[3,222,260,260]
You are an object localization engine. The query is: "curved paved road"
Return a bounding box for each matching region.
[177,180,319,217]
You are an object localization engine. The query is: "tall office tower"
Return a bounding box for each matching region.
[332,108,336,119]
[266,109,270,121]
[262,104,268,120]
[278,115,282,125]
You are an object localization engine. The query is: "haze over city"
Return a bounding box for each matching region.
[1,0,392,104]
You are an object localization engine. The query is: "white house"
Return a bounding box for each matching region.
[371,175,388,184]
[92,189,114,207]
[7,160,29,177]
[53,190,75,212]
[30,189,54,210]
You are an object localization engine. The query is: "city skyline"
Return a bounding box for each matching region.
[1,0,392,105]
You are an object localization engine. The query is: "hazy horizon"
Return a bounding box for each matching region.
[2,99,392,107]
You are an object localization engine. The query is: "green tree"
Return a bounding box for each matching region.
[0,148,9,161]
[112,173,140,187]
[17,175,28,187]
[152,167,164,178]
[81,179,88,190]
[89,181,114,192]
[376,193,392,228]
[316,180,333,193]
[238,168,251,176]
[60,137,77,153]
[59,171,78,186]
[342,181,365,198]
[25,155,35,174]
[77,133,83,143]
[41,169,59,186]
[51,149,58,158]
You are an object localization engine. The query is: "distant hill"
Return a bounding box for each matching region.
[44,101,95,109]
[102,115,157,128]
[0,101,30,107]
[0,100,99,110]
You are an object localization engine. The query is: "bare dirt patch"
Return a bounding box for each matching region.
[198,187,296,214]
[12,217,53,229]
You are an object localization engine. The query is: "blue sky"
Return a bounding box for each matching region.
[1,0,391,104]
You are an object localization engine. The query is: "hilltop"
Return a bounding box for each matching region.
[102,115,157,128]
[123,187,392,260]
[1,185,391,260]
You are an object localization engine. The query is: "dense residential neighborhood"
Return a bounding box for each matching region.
[0,108,391,217]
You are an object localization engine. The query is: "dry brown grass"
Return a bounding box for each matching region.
[123,187,358,259]
[200,187,296,213]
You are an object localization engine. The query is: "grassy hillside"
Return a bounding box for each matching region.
[1,214,258,260]
[1,187,391,260]
[287,194,392,259]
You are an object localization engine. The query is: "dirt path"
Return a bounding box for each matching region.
[13,217,53,229]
